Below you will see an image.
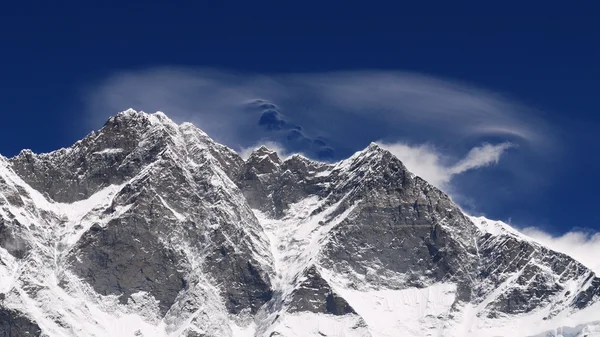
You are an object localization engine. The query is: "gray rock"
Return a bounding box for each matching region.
[287,266,355,315]
[0,308,41,337]
[0,218,31,259]
[237,150,332,218]
[69,215,187,315]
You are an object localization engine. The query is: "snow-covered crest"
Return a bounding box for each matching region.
[0,111,599,337]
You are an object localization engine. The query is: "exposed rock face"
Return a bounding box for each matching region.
[0,110,598,337]
[70,215,188,315]
[0,218,31,259]
[287,266,355,316]
[476,232,594,316]
[237,148,330,218]
[0,308,41,337]
[314,146,480,300]
[64,114,272,316]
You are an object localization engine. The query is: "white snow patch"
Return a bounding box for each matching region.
[253,195,360,298]
[157,195,185,221]
[469,215,527,238]
[454,301,600,337]
[327,280,457,337]
[57,185,123,222]
[230,321,257,337]
[93,148,124,155]
[266,312,371,337]
[56,184,126,247]
[315,170,332,177]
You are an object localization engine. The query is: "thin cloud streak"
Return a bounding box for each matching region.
[86,68,553,155]
[378,141,515,190]
[376,142,451,188]
[449,142,515,175]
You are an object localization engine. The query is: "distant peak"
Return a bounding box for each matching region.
[367,142,384,151]
[114,109,168,120]
[150,111,175,123]
[109,109,178,129]
[111,109,149,123]
[18,149,35,157]
[248,145,282,165]
[350,142,387,160]
[335,141,406,174]
[179,122,210,138]
[179,122,195,129]
[248,145,276,157]
[255,145,273,153]
[287,153,310,162]
[117,108,139,116]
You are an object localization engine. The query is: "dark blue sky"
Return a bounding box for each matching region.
[1,1,599,234]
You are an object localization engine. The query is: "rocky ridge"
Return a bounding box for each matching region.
[0,110,598,337]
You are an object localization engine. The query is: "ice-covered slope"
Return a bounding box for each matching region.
[0,110,599,337]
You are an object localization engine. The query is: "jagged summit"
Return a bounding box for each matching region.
[1,110,599,337]
[248,145,282,164]
[7,110,244,203]
[109,108,175,129]
[336,141,402,170]
[366,141,384,151]
[114,108,169,120]
[254,145,274,153]
[117,107,140,116]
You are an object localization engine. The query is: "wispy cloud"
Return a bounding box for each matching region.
[375,142,450,188]
[85,67,556,213]
[86,68,553,156]
[378,142,515,190]
[449,142,515,175]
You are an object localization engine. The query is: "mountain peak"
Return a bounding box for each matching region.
[7,110,227,203]
[352,142,390,159]
[255,145,275,153]
[248,145,282,164]
[367,141,383,151]
[2,111,600,337]
[110,109,178,128]
[116,107,140,116]
[338,141,403,173]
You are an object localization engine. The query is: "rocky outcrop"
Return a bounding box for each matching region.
[237,149,331,218]
[0,308,41,337]
[287,266,355,315]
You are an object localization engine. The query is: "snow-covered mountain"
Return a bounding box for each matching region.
[0,110,598,337]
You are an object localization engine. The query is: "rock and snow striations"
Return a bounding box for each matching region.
[0,109,598,337]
